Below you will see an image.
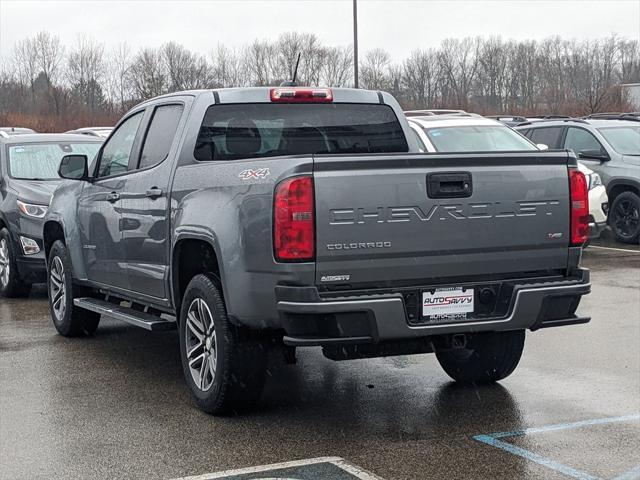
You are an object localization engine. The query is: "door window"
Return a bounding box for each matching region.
[96,112,144,178]
[564,127,603,154]
[138,104,184,169]
[528,127,563,149]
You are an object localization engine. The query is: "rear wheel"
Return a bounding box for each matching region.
[436,330,525,384]
[610,191,640,244]
[48,240,100,336]
[179,274,268,415]
[0,228,32,298]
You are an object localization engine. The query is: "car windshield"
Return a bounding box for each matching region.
[195,103,409,161]
[597,126,640,155]
[423,125,538,152]
[8,142,101,180]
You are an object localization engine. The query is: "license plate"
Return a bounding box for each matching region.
[422,287,474,318]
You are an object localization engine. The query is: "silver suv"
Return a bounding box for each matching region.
[516,118,640,244]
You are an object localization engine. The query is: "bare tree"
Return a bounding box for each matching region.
[618,39,640,84]
[210,45,244,87]
[243,40,275,86]
[67,35,105,113]
[360,48,391,90]
[567,37,619,113]
[162,42,213,91]
[129,48,167,99]
[321,46,353,87]
[438,38,479,109]
[402,49,439,109]
[11,37,39,102]
[104,42,134,113]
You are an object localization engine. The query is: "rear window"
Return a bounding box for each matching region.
[194,103,408,161]
[423,125,537,152]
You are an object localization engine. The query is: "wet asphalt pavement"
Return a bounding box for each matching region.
[1,236,639,480]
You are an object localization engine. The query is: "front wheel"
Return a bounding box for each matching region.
[179,274,268,415]
[436,330,525,384]
[610,191,640,244]
[0,228,32,298]
[48,240,100,337]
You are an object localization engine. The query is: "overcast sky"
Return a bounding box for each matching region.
[0,0,638,59]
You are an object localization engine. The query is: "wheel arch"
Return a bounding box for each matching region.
[43,220,65,258]
[171,233,225,313]
[607,179,640,204]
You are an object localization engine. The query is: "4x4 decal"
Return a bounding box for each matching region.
[238,168,270,180]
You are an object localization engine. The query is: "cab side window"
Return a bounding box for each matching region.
[564,127,603,154]
[138,104,184,169]
[97,112,144,178]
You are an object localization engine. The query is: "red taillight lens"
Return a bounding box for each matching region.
[569,168,589,246]
[270,88,333,103]
[274,176,315,262]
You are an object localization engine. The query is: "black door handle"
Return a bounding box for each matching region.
[145,187,163,199]
[427,172,473,199]
[106,192,120,203]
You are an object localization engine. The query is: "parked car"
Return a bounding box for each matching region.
[516,118,640,243]
[44,87,591,414]
[64,127,113,138]
[0,134,102,296]
[0,127,37,136]
[407,114,609,241]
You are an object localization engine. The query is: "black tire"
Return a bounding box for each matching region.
[0,228,32,298]
[609,191,640,244]
[47,240,100,337]
[179,273,268,415]
[436,330,525,385]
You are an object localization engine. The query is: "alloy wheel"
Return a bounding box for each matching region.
[0,239,9,288]
[185,297,218,392]
[613,199,639,239]
[49,256,67,321]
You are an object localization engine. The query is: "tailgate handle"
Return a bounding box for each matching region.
[427,172,472,199]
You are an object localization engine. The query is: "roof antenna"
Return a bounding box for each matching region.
[280,52,301,87]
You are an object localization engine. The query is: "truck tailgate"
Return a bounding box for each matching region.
[314,152,571,286]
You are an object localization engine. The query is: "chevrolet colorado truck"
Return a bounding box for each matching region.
[43,87,591,414]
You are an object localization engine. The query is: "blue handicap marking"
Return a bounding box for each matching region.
[473,414,640,480]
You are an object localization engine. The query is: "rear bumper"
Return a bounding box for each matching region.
[277,269,591,346]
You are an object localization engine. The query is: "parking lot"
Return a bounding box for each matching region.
[0,233,638,480]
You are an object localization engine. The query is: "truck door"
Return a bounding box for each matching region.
[120,102,187,300]
[78,111,145,289]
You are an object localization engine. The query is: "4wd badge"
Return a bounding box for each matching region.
[238,168,270,180]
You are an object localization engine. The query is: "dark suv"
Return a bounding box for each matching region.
[0,134,102,296]
[516,118,640,244]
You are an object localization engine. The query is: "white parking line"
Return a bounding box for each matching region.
[169,456,384,480]
[588,245,640,254]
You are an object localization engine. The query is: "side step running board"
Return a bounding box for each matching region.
[74,297,177,331]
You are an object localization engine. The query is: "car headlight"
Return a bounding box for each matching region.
[17,200,48,218]
[587,173,602,190]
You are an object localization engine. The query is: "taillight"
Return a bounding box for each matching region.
[274,176,315,262]
[270,87,333,103]
[569,168,589,246]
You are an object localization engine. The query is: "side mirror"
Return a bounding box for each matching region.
[579,149,609,162]
[536,143,549,151]
[58,154,89,180]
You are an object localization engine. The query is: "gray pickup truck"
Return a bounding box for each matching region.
[44,87,591,414]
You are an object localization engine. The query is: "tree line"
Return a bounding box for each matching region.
[0,31,638,132]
